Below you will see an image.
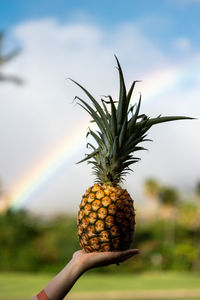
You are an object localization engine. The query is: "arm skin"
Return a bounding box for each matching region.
[30,249,139,300]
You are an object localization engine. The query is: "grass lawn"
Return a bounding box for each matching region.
[73,271,200,291]
[0,271,200,300]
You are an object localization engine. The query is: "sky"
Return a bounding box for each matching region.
[0,0,199,215]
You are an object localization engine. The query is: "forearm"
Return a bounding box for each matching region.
[30,249,139,300]
[30,259,85,300]
[45,259,85,300]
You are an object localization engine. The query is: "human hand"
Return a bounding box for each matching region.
[72,249,139,272]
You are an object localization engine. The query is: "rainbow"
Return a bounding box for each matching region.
[9,63,187,210]
[10,121,88,210]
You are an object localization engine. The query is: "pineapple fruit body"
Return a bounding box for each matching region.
[77,183,135,252]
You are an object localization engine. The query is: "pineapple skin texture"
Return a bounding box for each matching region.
[77,183,135,252]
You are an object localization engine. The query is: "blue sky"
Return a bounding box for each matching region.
[1,0,200,50]
[0,0,199,215]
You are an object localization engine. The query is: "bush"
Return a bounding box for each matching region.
[0,204,199,273]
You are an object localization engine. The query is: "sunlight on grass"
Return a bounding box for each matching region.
[0,272,200,300]
[72,272,200,292]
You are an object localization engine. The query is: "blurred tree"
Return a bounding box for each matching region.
[0,31,24,214]
[0,31,23,85]
[1,209,200,272]
[159,186,180,208]
[144,179,180,246]
[159,186,180,247]
[0,178,9,214]
[0,178,3,196]
[193,180,200,270]
[143,178,161,219]
[144,178,161,202]
[196,180,200,199]
[178,202,198,230]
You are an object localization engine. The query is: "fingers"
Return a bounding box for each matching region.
[113,249,139,265]
[112,249,140,260]
[122,249,140,256]
[101,248,139,265]
[81,248,140,270]
[100,249,140,261]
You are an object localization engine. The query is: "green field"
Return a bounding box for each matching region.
[0,271,200,300]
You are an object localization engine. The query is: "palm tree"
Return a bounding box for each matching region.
[159,186,180,207]
[0,178,9,214]
[0,31,23,213]
[193,180,200,270]
[159,185,180,246]
[196,181,200,199]
[144,178,161,202]
[144,178,179,244]
[0,31,23,85]
[143,178,161,219]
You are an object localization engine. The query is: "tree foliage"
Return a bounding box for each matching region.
[0,31,23,85]
[0,203,199,273]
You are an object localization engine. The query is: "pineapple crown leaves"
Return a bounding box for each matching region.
[70,56,194,185]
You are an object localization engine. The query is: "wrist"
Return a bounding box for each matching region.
[66,256,86,277]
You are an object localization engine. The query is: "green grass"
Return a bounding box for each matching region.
[73,271,200,291]
[0,271,200,300]
[0,272,52,300]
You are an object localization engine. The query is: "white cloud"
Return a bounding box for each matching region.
[173,37,191,51]
[0,18,199,215]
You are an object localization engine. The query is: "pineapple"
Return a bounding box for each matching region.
[72,56,192,252]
